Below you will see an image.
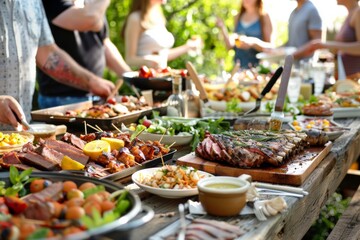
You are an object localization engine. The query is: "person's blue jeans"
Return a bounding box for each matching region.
[38,94,93,109]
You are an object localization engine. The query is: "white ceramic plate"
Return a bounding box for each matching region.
[132,167,213,198]
[331,107,360,119]
[256,47,297,62]
[288,116,345,141]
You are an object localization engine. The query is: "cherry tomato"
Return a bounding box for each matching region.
[63,181,77,193]
[149,68,157,78]
[179,69,188,78]
[161,66,172,73]
[65,206,85,220]
[142,119,152,128]
[139,66,151,78]
[121,96,130,103]
[79,182,96,192]
[107,97,117,105]
[101,200,115,212]
[30,179,51,193]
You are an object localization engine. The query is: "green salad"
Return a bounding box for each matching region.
[129,113,230,150]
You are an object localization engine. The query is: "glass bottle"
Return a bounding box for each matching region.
[166,75,185,117]
[183,77,200,118]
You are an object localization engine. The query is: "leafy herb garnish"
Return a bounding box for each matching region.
[0,166,35,197]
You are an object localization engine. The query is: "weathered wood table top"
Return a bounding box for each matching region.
[119,117,360,240]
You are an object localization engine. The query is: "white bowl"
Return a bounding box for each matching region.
[132,167,213,198]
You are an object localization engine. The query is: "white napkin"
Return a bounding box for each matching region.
[188,200,254,215]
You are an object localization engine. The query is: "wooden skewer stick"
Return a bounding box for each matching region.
[131,127,146,141]
[99,167,111,172]
[112,123,123,133]
[134,161,142,166]
[159,130,167,143]
[95,124,103,132]
[167,141,176,149]
[84,121,87,135]
[87,123,100,132]
[160,153,165,167]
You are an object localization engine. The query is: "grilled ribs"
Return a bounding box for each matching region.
[195,130,312,168]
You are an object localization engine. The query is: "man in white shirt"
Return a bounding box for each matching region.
[0,0,115,130]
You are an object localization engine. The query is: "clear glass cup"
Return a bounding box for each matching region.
[158,49,168,69]
[287,68,302,104]
[311,64,326,96]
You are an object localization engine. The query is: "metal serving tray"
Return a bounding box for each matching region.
[31,100,166,130]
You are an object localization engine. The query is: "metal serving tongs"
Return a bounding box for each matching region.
[12,110,33,131]
[243,66,283,116]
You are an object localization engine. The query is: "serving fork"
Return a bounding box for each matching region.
[243,66,283,116]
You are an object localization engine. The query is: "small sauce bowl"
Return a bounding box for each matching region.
[197,175,250,217]
[28,124,67,143]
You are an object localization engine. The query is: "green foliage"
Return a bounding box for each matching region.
[303,192,350,240]
[106,0,239,75]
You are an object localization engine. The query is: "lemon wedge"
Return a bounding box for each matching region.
[61,155,85,170]
[83,140,111,160]
[101,137,124,151]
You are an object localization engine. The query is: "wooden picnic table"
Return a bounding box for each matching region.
[118,117,360,240]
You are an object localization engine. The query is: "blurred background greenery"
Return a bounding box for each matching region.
[105,0,290,81]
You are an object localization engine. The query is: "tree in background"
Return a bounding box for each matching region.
[105,0,238,80]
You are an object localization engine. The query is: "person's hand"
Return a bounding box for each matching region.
[0,96,26,130]
[216,17,225,29]
[88,77,115,98]
[186,36,202,54]
[236,35,254,50]
[294,39,324,59]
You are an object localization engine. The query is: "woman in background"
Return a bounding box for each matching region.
[295,0,360,78]
[216,0,273,68]
[121,0,200,69]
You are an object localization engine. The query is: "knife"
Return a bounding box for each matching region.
[269,55,293,131]
[275,55,293,112]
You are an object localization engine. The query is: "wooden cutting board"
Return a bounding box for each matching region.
[176,142,332,186]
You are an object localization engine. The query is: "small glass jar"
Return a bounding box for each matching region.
[269,111,284,131]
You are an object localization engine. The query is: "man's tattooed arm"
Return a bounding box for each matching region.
[36,44,114,97]
[37,45,91,91]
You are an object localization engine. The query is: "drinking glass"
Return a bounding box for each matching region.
[287,68,302,104]
[311,64,326,96]
[158,49,168,69]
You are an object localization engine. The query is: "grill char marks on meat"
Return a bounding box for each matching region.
[43,139,89,166]
[1,152,21,164]
[61,133,86,150]
[0,152,32,171]
[195,130,310,168]
[34,145,64,165]
[19,151,61,171]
